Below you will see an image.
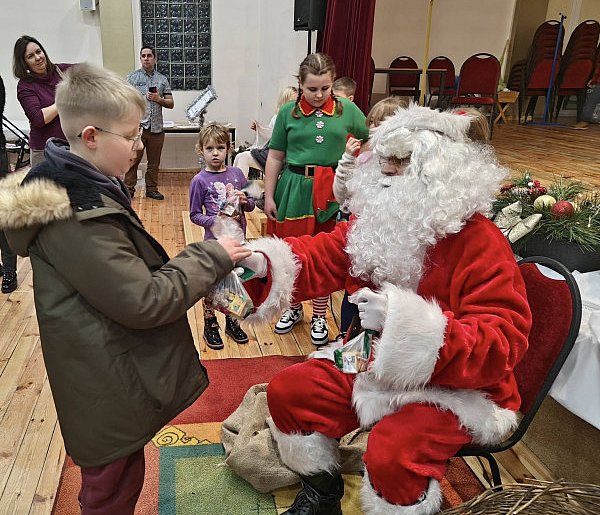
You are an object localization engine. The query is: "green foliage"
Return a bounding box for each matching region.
[494,171,600,252]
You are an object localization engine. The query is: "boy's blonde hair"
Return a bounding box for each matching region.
[366,96,408,128]
[276,86,298,111]
[332,76,357,98]
[55,62,145,142]
[195,122,230,154]
[455,107,490,143]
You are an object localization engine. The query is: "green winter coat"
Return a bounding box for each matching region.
[0,163,233,467]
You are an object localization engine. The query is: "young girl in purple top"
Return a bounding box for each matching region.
[13,35,74,167]
[189,123,256,349]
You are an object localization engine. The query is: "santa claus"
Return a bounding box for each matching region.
[239,103,532,515]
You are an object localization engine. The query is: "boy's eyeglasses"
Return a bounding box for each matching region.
[77,126,143,150]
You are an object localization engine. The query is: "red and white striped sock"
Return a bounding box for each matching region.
[311,296,328,318]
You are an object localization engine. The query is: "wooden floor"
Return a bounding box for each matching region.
[0,119,598,514]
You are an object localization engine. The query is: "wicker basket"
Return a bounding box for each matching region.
[440,479,600,514]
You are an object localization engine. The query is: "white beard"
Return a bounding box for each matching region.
[345,136,507,289]
[346,155,432,290]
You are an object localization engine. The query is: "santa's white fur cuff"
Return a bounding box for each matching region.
[243,237,300,324]
[371,283,446,389]
[267,418,340,476]
[361,472,442,515]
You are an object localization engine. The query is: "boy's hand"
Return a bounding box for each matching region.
[217,237,251,263]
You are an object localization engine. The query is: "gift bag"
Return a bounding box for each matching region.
[334,330,374,374]
[212,271,254,319]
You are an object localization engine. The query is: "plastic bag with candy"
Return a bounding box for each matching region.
[333,330,374,374]
[212,271,254,319]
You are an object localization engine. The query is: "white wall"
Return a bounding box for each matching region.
[0,1,103,129]
[131,0,307,146]
[1,0,307,145]
[372,0,517,94]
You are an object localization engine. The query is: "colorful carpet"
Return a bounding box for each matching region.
[52,356,485,514]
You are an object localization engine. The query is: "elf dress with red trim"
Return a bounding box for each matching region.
[267,96,369,238]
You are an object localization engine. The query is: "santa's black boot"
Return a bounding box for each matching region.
[283,472,344,515]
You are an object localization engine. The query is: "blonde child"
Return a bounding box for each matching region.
[332,76,357,101]
[233,86,298,177]
[189,122,256,349]
[0,63,249,513]
[453,107,490,143]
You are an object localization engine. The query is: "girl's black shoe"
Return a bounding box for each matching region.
[225,315,249,344]
[203,317,224,350]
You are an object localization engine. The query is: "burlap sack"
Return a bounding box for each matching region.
[222,383,368,493]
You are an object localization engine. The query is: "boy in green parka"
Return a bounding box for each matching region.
[0,62,250,514]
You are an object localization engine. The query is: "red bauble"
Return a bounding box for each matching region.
[550,200,575,218]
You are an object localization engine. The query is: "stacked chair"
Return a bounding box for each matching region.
[426,55,456,109]
[553,20,600,121]
[449,53,501,138]
[508,20,565,122]
[387,55,420,100]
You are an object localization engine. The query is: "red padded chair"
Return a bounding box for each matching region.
[387,55,420,100]
[450,53,501,138]
[456,256,582,488]
[426,55,456,108]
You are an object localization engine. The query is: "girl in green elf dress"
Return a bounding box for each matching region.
[263,53,369,345]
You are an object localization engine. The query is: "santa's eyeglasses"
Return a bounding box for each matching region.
[378,155,411,168]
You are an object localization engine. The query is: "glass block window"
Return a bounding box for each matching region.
[140,0,211,91]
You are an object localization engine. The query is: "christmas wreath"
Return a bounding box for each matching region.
[492,172,600,252]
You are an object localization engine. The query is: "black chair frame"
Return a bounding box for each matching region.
[456,255,582,489]
[2,115,30,170]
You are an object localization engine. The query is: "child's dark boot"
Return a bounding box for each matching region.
[225,315,249,344]
[203,317,224,350]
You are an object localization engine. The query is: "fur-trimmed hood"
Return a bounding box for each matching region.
[0,140,137,257]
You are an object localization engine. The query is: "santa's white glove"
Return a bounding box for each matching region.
[236,251,268,279]
[348,288,388,332]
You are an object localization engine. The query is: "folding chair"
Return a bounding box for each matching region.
[2,115,30,170]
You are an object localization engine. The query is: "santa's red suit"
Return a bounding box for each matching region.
[242,104,532,514]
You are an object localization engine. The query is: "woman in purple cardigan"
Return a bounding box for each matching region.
[13,35,73,167]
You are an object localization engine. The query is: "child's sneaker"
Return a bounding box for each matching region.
[203,317,224,350]
[225,315,249,344]
[310,315,329,346]
[274,306,304,334]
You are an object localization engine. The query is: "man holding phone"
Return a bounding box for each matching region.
[125,45,174,200]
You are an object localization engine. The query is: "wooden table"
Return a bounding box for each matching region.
[373,68,446,103]
[494,91,520,124]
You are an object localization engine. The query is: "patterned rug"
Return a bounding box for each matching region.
[52,356,484,514]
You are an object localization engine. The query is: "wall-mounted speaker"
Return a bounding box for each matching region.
[79,0,97,11]
[293,0,327,32]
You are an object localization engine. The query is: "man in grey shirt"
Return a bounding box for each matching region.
[125,46,174,200]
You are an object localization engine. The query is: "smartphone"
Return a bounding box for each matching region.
[148,86,157,93]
